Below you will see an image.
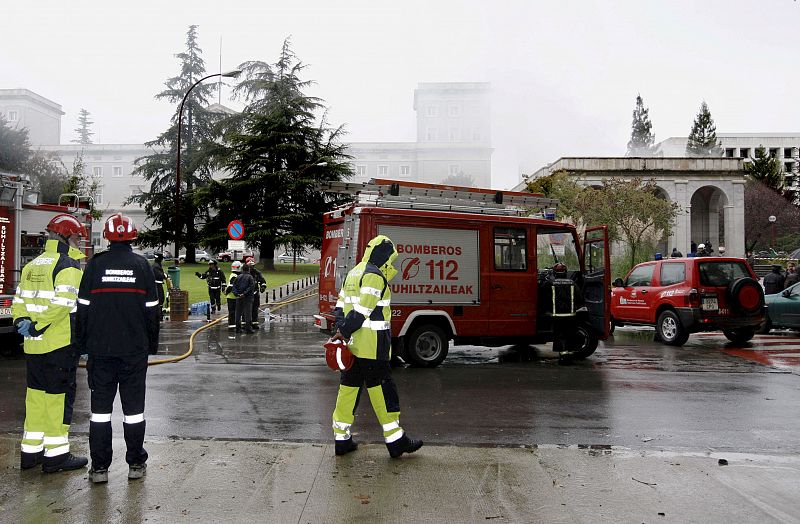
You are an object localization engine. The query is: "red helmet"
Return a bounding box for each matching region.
[46,213,88,239]
[244,256,255,266]
[103,213,138,241]
[324,340,354,371]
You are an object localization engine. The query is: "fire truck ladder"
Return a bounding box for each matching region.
[318,179,559,217]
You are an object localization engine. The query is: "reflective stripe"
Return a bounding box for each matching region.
[343,296,360,304]
[26,304,48,313]
[124,413,145,424]
[385,429,404,443]
[332,420,351,431]
[44,444,69,457]
[50,297,76,308]
[23,431,45,440]
[353,303,371,315]
[362,320,391,330]
[376,299,390,307]
[336,348,346,370]
[13,297,24,304]
[21,443,44,453]
[145,300,159,307]
[361,286,383,298]
[90,413,112,423]
[19,289,56,299]
[25,335,44,341]
[54,285,79,294]
[334,432,352,441]
[43,436,69,446]
[154,280,164,284]
[335,300,344,308]
[78,298,91,305]
[382,421,400,432]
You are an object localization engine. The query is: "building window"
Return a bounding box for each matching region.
[426,127,437,141]
[739,148,750,158]
[113,166,123,177]
[399,165,410,177]
[725,148,735,158]
[785,162,794,173]
[91,232,102,247]
[785,148,794,158]
[449,164,460,176]
[355,165,367,177]
[378,165,389,176]
[426,106,437,117]
[448,105,460,117]
[449,128,460,141]
[93,166,103,178]
[92,187,103,205]
[472,128,481,141]
[8,110,18,122]
[769,148,779,158]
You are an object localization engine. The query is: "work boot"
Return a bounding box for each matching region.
[386,435,423,458]
[335,438,358,456]
[88,468,108,484]
[20,450,44,470]
[42,453,88,473]
[245,329,255,334]
[128,463,147,480]
[235,328,242,333]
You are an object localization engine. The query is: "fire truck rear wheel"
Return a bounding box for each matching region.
[405,324,449,368]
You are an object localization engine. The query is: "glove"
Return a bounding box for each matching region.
[195,272,202,278]
[15,318,32,337]
[259,284,267,294]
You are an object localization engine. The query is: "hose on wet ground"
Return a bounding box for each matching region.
[78,289,318,368]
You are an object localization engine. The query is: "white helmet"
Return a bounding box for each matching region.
[718,246,726,254]
[231,261,243,272]
[697,243,705,250]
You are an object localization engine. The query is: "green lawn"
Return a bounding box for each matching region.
[163,262,319,304]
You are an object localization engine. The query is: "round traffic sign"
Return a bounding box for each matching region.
[228,220,244,240]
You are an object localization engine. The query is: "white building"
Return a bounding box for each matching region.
[0,82,493,246]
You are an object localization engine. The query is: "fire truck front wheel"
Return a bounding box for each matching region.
[564,323,599,359]
[405,324,449,368]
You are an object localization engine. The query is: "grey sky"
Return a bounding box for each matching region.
[4,0,798,189]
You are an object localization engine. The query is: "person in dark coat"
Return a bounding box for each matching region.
[244,257,266,328]
[763,265,786,295]
[670,247,683,258]
[784,264,800,289]
[232,264,255,334]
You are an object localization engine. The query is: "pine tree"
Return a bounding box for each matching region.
[626,94,656,156]
[686,101,722,157]
[744,146,783,191]
[197,39,352,270]
[128,25,222,261]
[71,109,94,144]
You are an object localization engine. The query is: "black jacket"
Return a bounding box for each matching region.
[232,272,255,297]
[77,242,161,356]
[249,266,266,294]
[764,270,786,295]
[198,267,225,289]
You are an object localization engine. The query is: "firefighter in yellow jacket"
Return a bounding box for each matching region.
[330,235,423,458]
[12,214,89,473]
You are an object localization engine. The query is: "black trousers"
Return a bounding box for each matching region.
[250,292,260,325]
[208,288,222,312]
[235,295,253,329]
[227,298,237,326]
[87,353,148,470]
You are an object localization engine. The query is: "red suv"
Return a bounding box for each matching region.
[611,257,765,345]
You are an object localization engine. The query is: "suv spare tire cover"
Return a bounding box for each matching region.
[728,277,765,313]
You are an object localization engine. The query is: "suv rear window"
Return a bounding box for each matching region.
[698,261,750,287]
[660,262,685,286]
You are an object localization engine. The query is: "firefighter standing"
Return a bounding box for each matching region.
[76,213,160,483]
[245,257,266,328]
[329,235,423,458]
[152,252,168,320]
[196,259,225,314]
[12,214,88,473]
[233,264,255,334]
[225,261,242,329]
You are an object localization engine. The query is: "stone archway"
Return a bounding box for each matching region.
[690,186,729,254]
[653,186,670,256]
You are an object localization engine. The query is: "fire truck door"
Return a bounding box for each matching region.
[489,227,536,335]
[583,226,611,338]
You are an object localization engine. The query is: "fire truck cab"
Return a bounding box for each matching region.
[315,179,610,367]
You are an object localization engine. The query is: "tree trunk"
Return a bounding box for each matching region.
[260,237,275,271]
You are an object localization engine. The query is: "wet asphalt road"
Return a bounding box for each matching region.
[1,295,799,455]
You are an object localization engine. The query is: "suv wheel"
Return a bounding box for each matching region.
[728,277,765,314]
[656,310,689,346]
[723,328,756,344]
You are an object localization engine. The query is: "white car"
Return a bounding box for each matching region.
[178,249,211,262]
[277,252,310,263]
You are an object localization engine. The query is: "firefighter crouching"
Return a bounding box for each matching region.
[225,261,242,329]
[76,213,161,483]
[196,259,225,314]
[245,256,267,328]
[329,235,423,458]
[12,214,88,473]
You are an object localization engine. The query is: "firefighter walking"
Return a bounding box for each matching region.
[330,235,423,458]
[196,259,225,314]
[245,257,266,328]
[76,213,161,483]
[12,214,88,473]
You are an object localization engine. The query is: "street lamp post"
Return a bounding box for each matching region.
[768,215,777,251]
[175,70,240,259]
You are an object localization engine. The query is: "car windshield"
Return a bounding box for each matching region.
[698,261,750,287]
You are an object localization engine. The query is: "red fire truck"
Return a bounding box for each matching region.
[0,174,93,339]
[315,179,611,367]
